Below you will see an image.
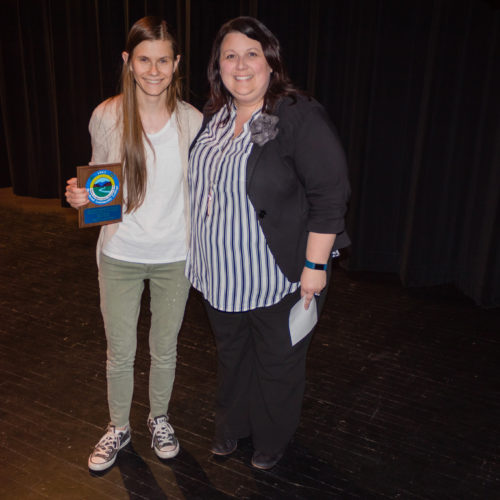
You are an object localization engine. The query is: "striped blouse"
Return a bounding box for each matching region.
[186,105,299,312]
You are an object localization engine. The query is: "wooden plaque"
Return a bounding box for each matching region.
[77,163,123,228]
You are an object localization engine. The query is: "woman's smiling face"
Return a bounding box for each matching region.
[219,31,272,111]
[124,39,179,97]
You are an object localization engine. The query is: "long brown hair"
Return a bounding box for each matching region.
[205,16,299,117]
[120,16,182,212]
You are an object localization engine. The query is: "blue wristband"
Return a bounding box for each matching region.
[305,259,327,271]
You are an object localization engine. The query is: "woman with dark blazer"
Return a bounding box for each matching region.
[186,16,350,470]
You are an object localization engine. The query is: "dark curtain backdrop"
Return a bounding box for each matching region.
[1,0,499,307]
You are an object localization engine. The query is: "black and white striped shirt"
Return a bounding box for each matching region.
[186,105,299,312]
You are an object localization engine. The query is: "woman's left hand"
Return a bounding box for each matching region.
[300,267,326,310]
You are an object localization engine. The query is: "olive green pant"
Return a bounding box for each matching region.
[99,254,190,427]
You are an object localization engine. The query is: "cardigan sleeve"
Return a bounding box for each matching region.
[88,98,121,164]
[292,102,350,235]
[89,105,108,164]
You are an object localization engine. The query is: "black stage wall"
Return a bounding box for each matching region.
[1,0,499,307]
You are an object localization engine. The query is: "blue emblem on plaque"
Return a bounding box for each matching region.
[86,169,120,205]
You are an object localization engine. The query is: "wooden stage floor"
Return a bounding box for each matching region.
[0,189,498,499]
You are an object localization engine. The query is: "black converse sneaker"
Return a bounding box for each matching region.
[148,415,179,459]
[88,424,131,472]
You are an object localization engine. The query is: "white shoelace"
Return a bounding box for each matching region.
[93,427,127,458]
[95,433,117,455]
[150,418,176,450]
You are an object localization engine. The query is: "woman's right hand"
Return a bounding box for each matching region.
[65,177,89,209]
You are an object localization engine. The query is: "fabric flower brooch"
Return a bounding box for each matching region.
[250,113,279,146]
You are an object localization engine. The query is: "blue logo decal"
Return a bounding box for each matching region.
[86,169,119,205]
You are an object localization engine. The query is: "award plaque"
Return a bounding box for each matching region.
[77,163,123,228]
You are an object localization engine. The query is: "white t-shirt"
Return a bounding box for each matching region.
[103,114,186,264]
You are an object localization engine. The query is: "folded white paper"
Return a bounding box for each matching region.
[289,295,318,346]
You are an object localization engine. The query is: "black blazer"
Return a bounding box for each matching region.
[191,95,351,283]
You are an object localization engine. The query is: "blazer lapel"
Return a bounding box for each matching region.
[246,144,265,191]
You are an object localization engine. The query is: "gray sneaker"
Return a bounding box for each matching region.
[148,415,179,459]
[88,424,131,471]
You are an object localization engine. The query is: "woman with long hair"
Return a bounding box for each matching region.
[66,16,202,472]
[186,16,350,470]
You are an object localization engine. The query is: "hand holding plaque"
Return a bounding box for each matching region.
[76,163,123,228]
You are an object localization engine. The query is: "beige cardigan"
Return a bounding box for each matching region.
[88,96,202,265]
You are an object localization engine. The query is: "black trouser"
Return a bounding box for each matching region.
[204,270,331,454]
